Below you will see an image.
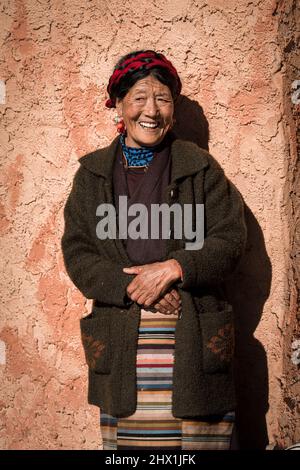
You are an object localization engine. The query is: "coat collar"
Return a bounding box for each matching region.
[79,134,209,183]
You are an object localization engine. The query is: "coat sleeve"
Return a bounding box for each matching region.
[61,167,134,307]
[168,157,247,290]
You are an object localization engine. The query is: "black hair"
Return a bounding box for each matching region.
[109,50,180,102]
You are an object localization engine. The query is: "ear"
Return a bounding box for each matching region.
[115,98,123,117]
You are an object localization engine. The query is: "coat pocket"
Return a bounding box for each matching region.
[199,303,234,374]
[80,309,111,374]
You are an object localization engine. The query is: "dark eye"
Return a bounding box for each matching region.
[157,97,171,102]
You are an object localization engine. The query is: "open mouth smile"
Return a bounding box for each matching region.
[139,121,160,129]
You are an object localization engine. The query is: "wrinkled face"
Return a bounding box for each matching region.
[116,75,174,148]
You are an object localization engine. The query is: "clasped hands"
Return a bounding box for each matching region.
[123,259,182,316]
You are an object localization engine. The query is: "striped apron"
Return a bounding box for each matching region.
[100,309,234,450]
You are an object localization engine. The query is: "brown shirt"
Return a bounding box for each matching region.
[113,136,172,265]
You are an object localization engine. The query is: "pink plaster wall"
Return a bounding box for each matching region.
[0,0,298,449]
[277,0,300,447]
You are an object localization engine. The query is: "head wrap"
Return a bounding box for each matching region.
[105,51,182,108]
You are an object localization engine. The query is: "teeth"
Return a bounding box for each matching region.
[139,122,158,128]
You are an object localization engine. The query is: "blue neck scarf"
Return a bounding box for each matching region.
[120,134,157,167]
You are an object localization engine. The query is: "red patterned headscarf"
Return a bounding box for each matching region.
[105,51,182,108]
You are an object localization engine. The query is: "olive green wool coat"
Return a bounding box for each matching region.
[61,135,247,418]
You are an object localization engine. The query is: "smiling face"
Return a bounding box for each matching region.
[115,75,174,148]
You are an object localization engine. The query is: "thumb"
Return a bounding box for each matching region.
[123,266,143,274]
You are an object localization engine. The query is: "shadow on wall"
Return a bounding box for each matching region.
[173,95,209,150]
[174,95,271,450]
[226,206,271,450]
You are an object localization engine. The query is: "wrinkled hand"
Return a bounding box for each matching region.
[123,259,182,307]
[152,288,182,316]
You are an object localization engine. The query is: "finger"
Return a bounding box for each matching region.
[126,284,136,297]
[154,302,168,314]
[155,300,180,315]
[170,289,181,302]
[159,298,170,312]
[164,292,179,310]
[162,296,181,315]
[128,292,141,302]
[143,290,162,307]
[141,289,163,307]
[126,279,142,296]
[128,284,147,302]
[164,297,177,312]
[137,292,154,307]
[163,291,180,310]
[169,289,181,307]
[157,298,174,314]
[157,303,170,315]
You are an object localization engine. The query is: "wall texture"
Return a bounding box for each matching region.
[276,0,300,448]
[0,0,299,449]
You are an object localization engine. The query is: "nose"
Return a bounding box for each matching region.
[144,96,159,118]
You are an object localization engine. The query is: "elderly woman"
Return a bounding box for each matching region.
[61,50,247,450]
